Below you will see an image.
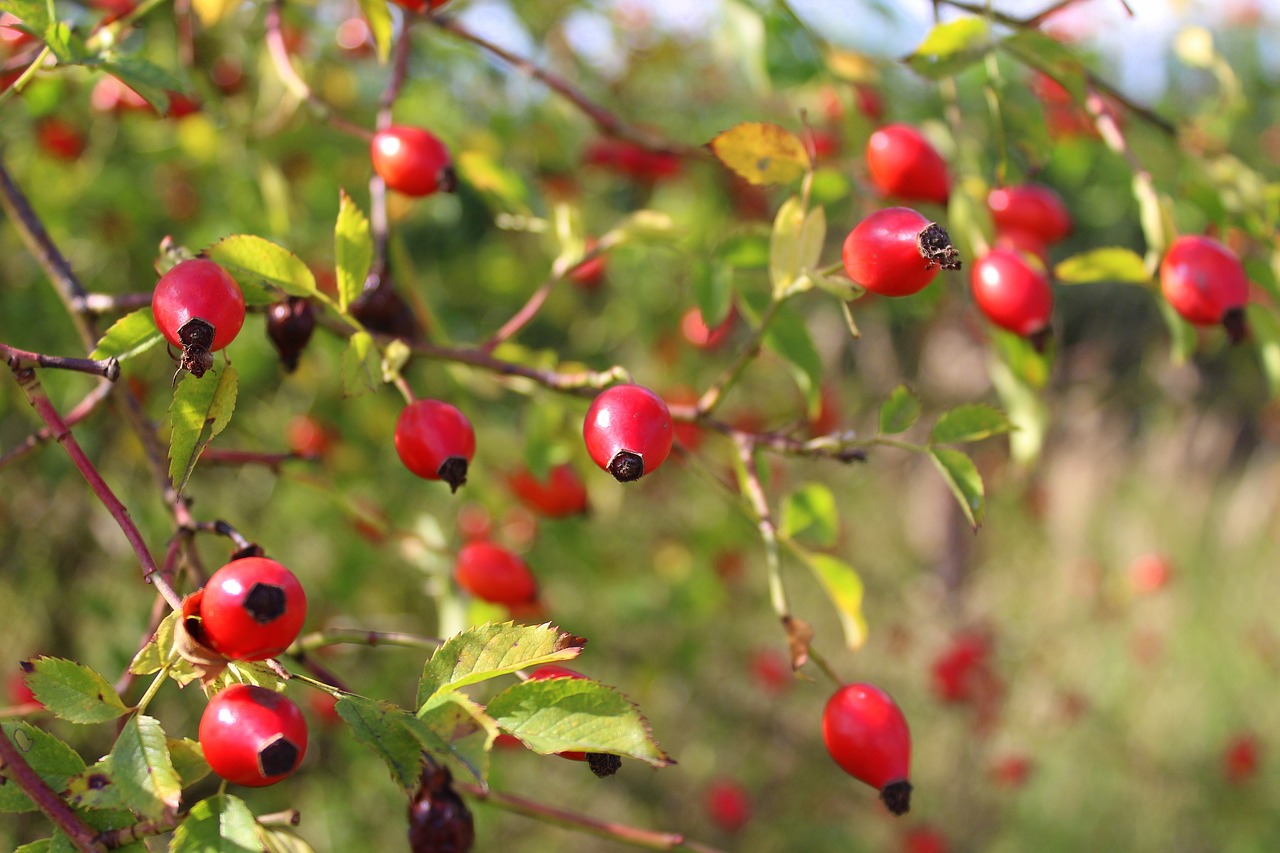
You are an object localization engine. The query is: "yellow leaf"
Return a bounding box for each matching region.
[710,122,810,186]
[191,0,237,27]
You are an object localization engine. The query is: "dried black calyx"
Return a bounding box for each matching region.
[176,317,216,379]
[437,165,458,194]
[229,543,265,561]
[607,450,644,483]
[266,297,316,372]
[1223,307,1248,345]
[18,659,34,673]
[258,736,301,777]
[350,275,423,341]
[586,753,622,778]
[1028,326,1053,354]
[242,582,287,624]
[916,223,962,271]
[437,457,469,493]
[880,779,912,816]
[409,761,474,853]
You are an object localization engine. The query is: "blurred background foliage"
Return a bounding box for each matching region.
[5,0,1280,851]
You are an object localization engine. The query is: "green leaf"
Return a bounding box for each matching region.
[780,483,838,547]
[129,610,181,676]
[90,308,163,362]
[1134,179,1173,260]
[905,17,991,80]
[711,123,810,187]
[168,363,238,494]
[762,302,822,416]
[763,7,824,87]
[691,259,735,329]
[64,757,127,811]
[930,404,1012,445]
[991,328,1052,390]
[170,793,260,853]
[256,826,317,853]
[205,235,318,299]
[487,677,672,767]
[0,723,86,813]
[336,696,441,792]
[341,331,379,397]
[98,60,183,115]
[336,191,372,313]
[930,447,985,529]
[168,737,210,788]
[798,551,866,650]
[42,21,88,64]
[355,0,392,62]
[109,714,180,819]
[455,150,530,215]
[769,196,806,292]
[798,205,826,275]
[25,657,129,724]
[1155,295,1197,363]
[417,622,586,707]
[1054,247,1151,284]
[1000,30,1087,100]
[718,229,771,269]
[417,692,497,785]
[15,841,51,853]
[3,0,50,36]
[987,357,1047,466]
[879,385,920,434]
[1248,304,1280,398]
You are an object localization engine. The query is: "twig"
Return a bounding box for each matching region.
[200,448,308,468]
[696,298,783,417]
[458,782,727,853]
[369,25,416,277]
[0,377,115,468]
[1,344,119,380]
[734,435,790,623]
[411,342,631,392]
[293,628,444,653]
[482,247,608,351]
[76,292,153,315]
[0,729,104,853]
[0,45,50,108]
[428,15,703,159]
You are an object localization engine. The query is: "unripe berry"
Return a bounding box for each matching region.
[842,207,960,297]
[395,399,476,492]
[199,684,308,787]
[583,385,673,482]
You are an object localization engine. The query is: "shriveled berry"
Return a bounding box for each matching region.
[408,761,474,853]
[266,297,316,372]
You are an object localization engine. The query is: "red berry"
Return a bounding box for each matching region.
[1223,732,1261,784]
[1128,552,1172,594]
[930,632,991,704]
[822,682,912,815]
[454,541,537,606]
[855,83,885,122]
[705,778,752,833]
[285,414,333,459]
[371,126,455,197]
[987,183,1072,245]
[903,827,949,853]
[394,399,476,492]
[199,557,307,661]
[993,225,1049,265]
[389,0,451,10]
[199,684,308,787]
[507,463,589,518]
[842,207,960,297]
[680,307,734,349]
[570,238,607,290]
[0,14,35,53]
[583,384,673,482]
[989,753,1034,788]
[582,138,682,183]
[152,259,246,378]
[866,124,950,205]
[969,248,1054,339]
[8,665,40,708]
[36,119,86,162]
[1159,235,1250,340]
[749,648,792,694]
[91,75,151,114]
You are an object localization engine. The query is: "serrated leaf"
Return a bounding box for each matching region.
[692,259,735,329]
[710,123,810,187]
[130,610,181,676]
[90,308,163,362]
[336,696,442,791]
[417,622,586,707]
[906,17,991,80]
[205,236,318,299]
[99,60,183,115]
[930,447,985,529]
[780,483,838,547]
[488,677,672,767]
[336,191,372,313]
[110,715,180,819]
[168,363,237,493]
[203,661,286,695]
[168,737,210,788]
[799,551,866,650]
[417,692,497,785]
[170,794,260,853]
[341,331,379,397]
[64,757,126,811]
[190,0,238,26]
[0,723,86,813]
[1054,247,1151,284]
[356,0,392,63]
[930,404,1012,445]
[991,327,1052,390]
[879,385,920,434]
[762,302,822,415]
[3,0,49,35]
[25,657,128,724]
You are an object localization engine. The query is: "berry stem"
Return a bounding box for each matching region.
[0,344,120,379]
[0,732,104,852]
[132,654,177,715]
[805,646,844,689]
[734,436,791,624]
[698,297,784,417]
[0,45,50,109]
[292,628,445,653]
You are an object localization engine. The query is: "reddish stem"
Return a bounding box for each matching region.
[0,730,103,852]
[483,248,607,352]
[0,378,115,469]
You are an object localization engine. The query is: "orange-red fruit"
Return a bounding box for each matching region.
[1128,552,1172,593]
[454,541,537,605]
[1223,732,1261,784]
[987,184,1072,245]
[583,384,673,482]
[681,307,734,349]
[1159,235,1250,328]
[823,683,912,814]
[371,126,455,197]
[969,248,1054,337]
[903,827,950,853]
[705,779,752,833]
[570,238,607,290]
[842,207,959,297]
[866,124,950,205]
[199,684,308,787]
[507,463,588,518]
[36,119,86,161]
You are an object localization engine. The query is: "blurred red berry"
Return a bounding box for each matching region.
[1223,732,1261,784]
[705,779,752,833]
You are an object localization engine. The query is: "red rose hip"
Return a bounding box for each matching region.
[843,207,960,297]
[371,126,455,197]
[987,183,1072,245]
[199,684,308,787]
[152,258,246,378]
[507,463,589,518]
[583,384,673,482]
[969,248,1054,341]
[823,682,913,815]
[866,124,951,205]
[454,541,537,605]
[199,557,307,661]
[395,399,476,492]
[1159,235,1250,342]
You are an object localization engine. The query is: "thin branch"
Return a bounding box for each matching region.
[77,292,153,315]
[0,343,119,380]
[734,435,789,623]
[7,362,182,611]
[458,782,728,853]
[482,247,608,352]
[696,298,783,417]
[0,730,104,853]
[0,377,115,468]
[200,448,309,468]
[369,19,416,275]
[411,341,631,393]
[293,628,444,653]
[428,15,703,159]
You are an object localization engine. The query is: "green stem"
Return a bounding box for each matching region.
[132,654,176,715]
[698,297,784,416]
[0,46,50,109]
